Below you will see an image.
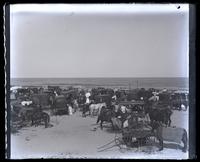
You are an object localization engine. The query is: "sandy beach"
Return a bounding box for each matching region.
[9,4,190,159]
[11,108,188,159]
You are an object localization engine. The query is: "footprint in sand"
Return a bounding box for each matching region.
[25,137,30,141]
[90,127,98,131]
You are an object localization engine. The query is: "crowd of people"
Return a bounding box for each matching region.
[10,85,188,130]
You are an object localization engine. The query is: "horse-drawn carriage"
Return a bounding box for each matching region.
[97,109,163,152]
[97,98,187,152]
[96,100,146,130]
[115,110,161,147]
[51,95,68,115]
[114,101,151,145]
[98,109,187,153]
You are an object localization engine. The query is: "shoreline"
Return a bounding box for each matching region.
[10,77,189,91]
[10,83,189,92]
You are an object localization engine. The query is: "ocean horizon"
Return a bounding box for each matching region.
[10,77,189,90]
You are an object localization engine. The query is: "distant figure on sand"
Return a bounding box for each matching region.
[68,104,73,115]
[82,91,91,117]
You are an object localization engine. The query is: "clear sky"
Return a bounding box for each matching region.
[10,4,189,78]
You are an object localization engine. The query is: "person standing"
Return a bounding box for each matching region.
[82,91,91,117]
[68,104,73,115]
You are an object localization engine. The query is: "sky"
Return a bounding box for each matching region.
[10,4,189,78]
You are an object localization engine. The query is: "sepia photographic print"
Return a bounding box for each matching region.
[6,4,192,159]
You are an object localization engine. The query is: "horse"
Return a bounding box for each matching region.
[96,106,116,130]
[31,111,50,128]
[82,103,92,117]
[151,122,188,152]
[144,101,173,127]
[89,102,106,116]
[148,106,173,127]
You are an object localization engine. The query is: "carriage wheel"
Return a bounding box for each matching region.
[123,136,133,147]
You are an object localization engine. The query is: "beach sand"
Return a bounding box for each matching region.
[10,109,189,159]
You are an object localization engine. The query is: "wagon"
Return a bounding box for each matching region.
[97,111,163,152]
[51,95,68,115]
[119,124,154,147]
[113,111,163,150]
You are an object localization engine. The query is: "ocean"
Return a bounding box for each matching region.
[10,77,189,90]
